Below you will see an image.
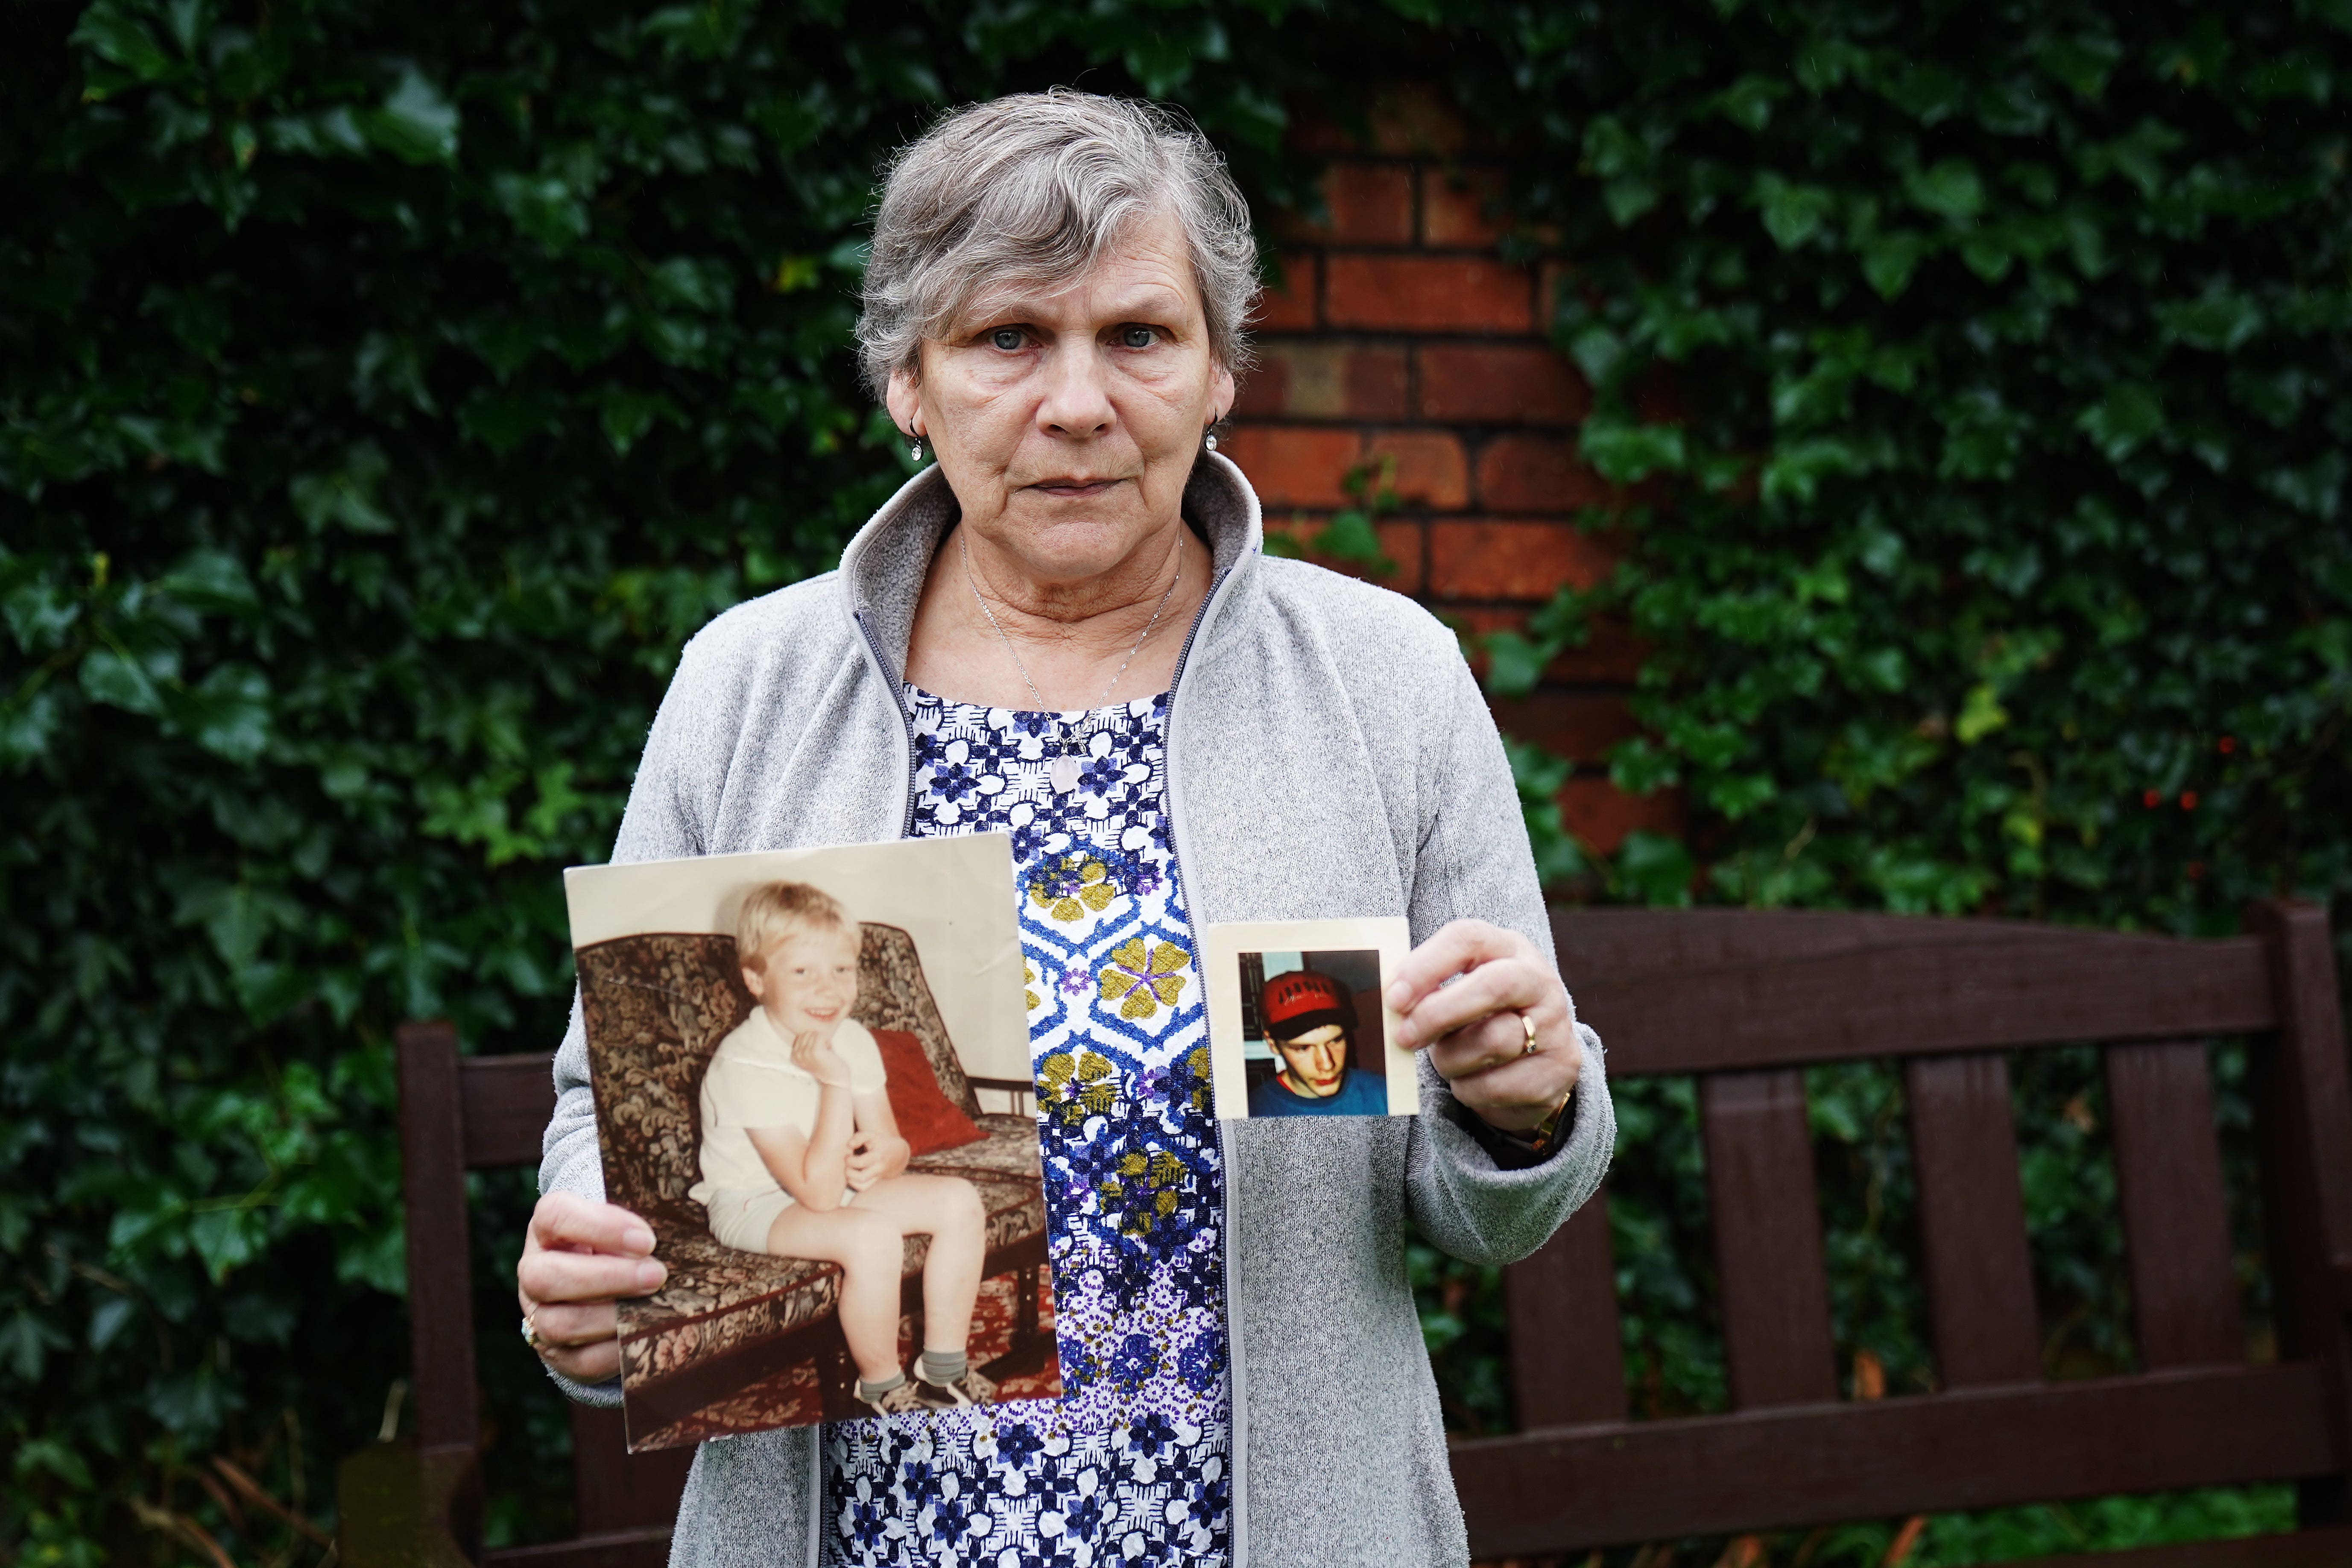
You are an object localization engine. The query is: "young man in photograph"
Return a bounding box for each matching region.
[1247,968,1388,1117]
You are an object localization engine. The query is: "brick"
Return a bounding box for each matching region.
[1366,430,1468,509]
[1422,167,1508,246]
[1488,693,1638,764]
[1326,255,1533,333]
[1219,425,1360,509]
[1429,519,1622,602]
[1264,516,1425,595]
[1235,343,1408,420]
[1418,345,1591,425]
[1289,82,1470,156]
[1559,778,1684,857]
[1254,252,1318,331]
[1476,433,1613,512]
[1278,163,1414,243]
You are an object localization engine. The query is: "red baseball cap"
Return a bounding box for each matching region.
[1260,969,1356,1043]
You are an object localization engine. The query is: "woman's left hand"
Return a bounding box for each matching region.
[1386,919,1580,1132]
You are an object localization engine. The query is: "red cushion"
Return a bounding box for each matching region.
[871,1028,987,1155]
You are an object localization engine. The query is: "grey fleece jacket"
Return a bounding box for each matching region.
[538,452,1615,1568]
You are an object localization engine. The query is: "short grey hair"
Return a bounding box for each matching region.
[857,90,1258,401]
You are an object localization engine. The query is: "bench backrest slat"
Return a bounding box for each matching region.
[1905,1053,2040,1387]
[397,1031,692,1545]
[1701,1069,1838,1408]
[1504,1191,1625,1427]
[2105,1040,2244,1368]
[460,1053,559,1170]
[1556,912,2276,1075]
[395,1021,480,1457]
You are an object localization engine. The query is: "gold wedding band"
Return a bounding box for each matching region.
[521,1308,547,1353]
[1518,1011,1539,1057]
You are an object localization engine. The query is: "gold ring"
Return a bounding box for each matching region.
[521,1310,547,1353]
[1518,1011,1539,1057]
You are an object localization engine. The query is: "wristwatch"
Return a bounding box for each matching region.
[1483,1084,1575,1165]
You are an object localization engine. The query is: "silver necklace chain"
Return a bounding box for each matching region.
[960,526,1184,787]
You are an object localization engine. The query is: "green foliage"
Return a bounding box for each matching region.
[1455,0,2352,929]
[1425,5,2341,1559]
[0,0,1347,1553]
[5,0,2338,1558]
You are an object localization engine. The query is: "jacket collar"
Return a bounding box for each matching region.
[837,451,1264,684]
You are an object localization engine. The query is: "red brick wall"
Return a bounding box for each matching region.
[1230,98,1678,857]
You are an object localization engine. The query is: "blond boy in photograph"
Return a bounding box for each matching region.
[687,881,995,1416]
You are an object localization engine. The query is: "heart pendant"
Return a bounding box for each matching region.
[1048,755,1082,794]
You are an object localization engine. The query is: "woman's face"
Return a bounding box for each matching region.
[887,209,1235,587]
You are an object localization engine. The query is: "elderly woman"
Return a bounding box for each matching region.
[518,90,1613,1567]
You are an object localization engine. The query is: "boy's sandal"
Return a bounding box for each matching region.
[914,1366,1000,1408]
[857,1380,932,1418]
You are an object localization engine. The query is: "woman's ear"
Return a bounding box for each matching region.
[1208,363,1236,427]
[884,366,924,440]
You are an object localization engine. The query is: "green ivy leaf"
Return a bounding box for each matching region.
[1905,158,1985,223]
[1580,421,1687,483]
[357,69,460,165]
[1755,172,1836,249]
[493,173,591,253]
[2076,383,2164,462]
[1615,829,1694,907]
[67,2,178,88]
[79,647,170,716]
[1955,683,2010,744]
[1858,231,1930,298]
[2157,292,2264,353]
[1483,630,1549,698]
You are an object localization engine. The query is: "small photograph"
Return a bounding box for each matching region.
[564,836,1061,1451]
[1202,918,1417,1120]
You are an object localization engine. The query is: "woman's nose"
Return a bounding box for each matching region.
[1036,340,1114,438]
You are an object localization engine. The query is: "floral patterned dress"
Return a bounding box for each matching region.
[820,687,1234,1567]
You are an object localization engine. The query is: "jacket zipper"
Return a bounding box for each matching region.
[852,607,919,839]
[1158,556,1249,1568]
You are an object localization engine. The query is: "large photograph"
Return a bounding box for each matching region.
[564,837,1061,1451]
[1202,918,1417,1120]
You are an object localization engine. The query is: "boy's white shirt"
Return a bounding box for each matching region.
[688,1012,887,1204]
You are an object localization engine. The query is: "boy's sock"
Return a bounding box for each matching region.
[856,1372,907,1402]
[917,1349,967,1387]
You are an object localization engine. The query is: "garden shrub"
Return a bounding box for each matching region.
[5,0,2348,1560]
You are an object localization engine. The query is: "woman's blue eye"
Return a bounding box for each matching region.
[1120,325,1156,348]
[990,328,1024,350]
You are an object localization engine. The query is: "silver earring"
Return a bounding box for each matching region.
[1204,431,1219,453]
[909,437,924,463]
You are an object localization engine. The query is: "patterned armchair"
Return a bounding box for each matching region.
[577,924,1051,1447]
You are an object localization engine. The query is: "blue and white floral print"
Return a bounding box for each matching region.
[821,688,1232,1568]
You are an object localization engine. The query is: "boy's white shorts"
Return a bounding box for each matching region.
[702,1186,797,1252]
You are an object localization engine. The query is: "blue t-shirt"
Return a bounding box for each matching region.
[1248,1065,1388,1117]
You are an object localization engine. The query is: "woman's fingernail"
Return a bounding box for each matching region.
[637,1261,666,1291]
[1385,983,1410,1010]
[624,1225,655,1254]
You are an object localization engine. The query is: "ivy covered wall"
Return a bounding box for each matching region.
[5,0,2350,1561]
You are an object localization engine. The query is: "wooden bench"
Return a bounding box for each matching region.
[363,1024,1041,1565]
[364,899,2352,1564]
[1469,898,2352,1565]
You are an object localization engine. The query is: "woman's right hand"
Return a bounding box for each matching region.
[516,1191,667,1385]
